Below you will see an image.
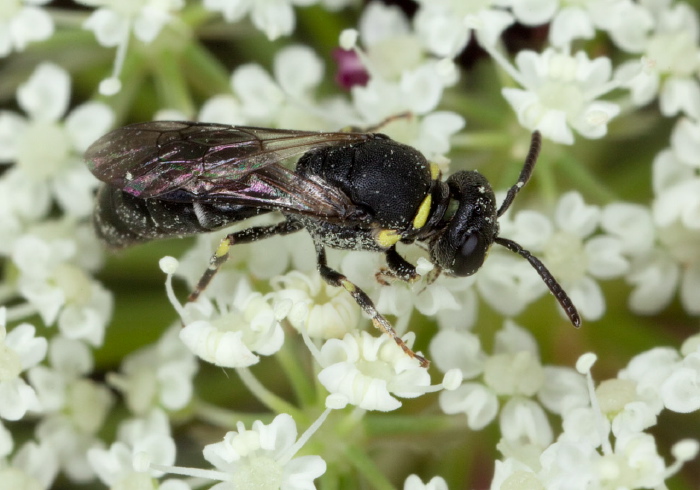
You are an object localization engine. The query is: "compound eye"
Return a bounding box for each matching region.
[453,233,486,276]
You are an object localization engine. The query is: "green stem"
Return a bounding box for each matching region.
[451,131,513,150]
[556,151,619,204]
[193,398,273,428]
[276,339,317,408]
[236,367,305,420]
[99,47,148,123]
[182,40,232,97]
[535,150,559,209]
[153,48,195,117]
[364,414,455,436]
[49,8,89,29]
[344,444,395,490]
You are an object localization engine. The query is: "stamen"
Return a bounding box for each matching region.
[99,22,130,96]
[577,353,613,455]
[159,256,186,319]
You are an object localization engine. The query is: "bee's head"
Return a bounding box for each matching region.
[429,170,498,276]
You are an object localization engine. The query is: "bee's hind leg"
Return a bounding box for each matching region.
[188,219,303,302]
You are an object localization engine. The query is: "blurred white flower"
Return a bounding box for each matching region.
[649,148,700,315]
[87,409,177,487]
[0,0,54,57]
[357,1,422,80]
[316,331,430,411]
[616,0,700,119]
[203,0,317,41]
[413,0,514,57]
[432,321,585,434]
[202,413,327,489]
[79,0,184,46]
[0,309,45,421]
[11,232,113,344]
[500,48,620,144]
[493,192,628,321]
[273,270,361,340]
[0,440,59,489]
[0,62,114,218]
[404,474,448,490]
[660,350,700,413]
[165,265,285,368]
[28,337,113,482]
[232,44,329,129]
[107,326,197,415]
[493,350,697,489]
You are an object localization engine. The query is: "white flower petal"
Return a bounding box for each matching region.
[274,45,323,98]
[0,378,41,420]
[555,191,600,237]
[179,321,259,368]
[359,1,410,46]
[9,6,54,51]
[652,148,694,195]
[626,251,680,315]
[660,361,700,413]
[400,65,443,114]
[251,0,295,41]
[510,0,557,25]
[549,7,595,47]
[473,9,514,48]
[65,101,114,152]
[5,323,47,368]
[537,366,588,415]
[660,76,700,120]
[671,117,700,168]
[0,111,26,160]
[429,330,484,378]
[413,7,469,58]
[283,455,327,489]
[500,397,552,447]
[585,235,629,279]
[17,62,70,122]
[133,6,174,43]
[601,202,655,256]
[438,382,498,430]
[83,8,129,47]
[199,95,246,125]
[567,276,605,321]
[233,64,285,123]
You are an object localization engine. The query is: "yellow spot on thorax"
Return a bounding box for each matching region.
[376,229,401,248]
[412,195,432,229]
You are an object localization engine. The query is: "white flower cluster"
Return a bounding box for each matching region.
[491,351,700,489]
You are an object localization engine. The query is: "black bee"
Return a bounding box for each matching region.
[86,121,580,367]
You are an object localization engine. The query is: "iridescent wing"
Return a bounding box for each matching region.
[85,121,375,220]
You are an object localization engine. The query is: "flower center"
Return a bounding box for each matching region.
[0,1,20,20]
[232,455,284,490]
[647,31,699,76]
[112,0,147,17]
[17,121,71,180]
[537,81,585,118]
[543,231,588,283]
[53,263,92,304]
[0,343,22,382]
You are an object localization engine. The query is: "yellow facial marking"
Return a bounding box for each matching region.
[412,195,432,229]
[430,163,440,180]
[376,229,401,248]
[341,279,356,292]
